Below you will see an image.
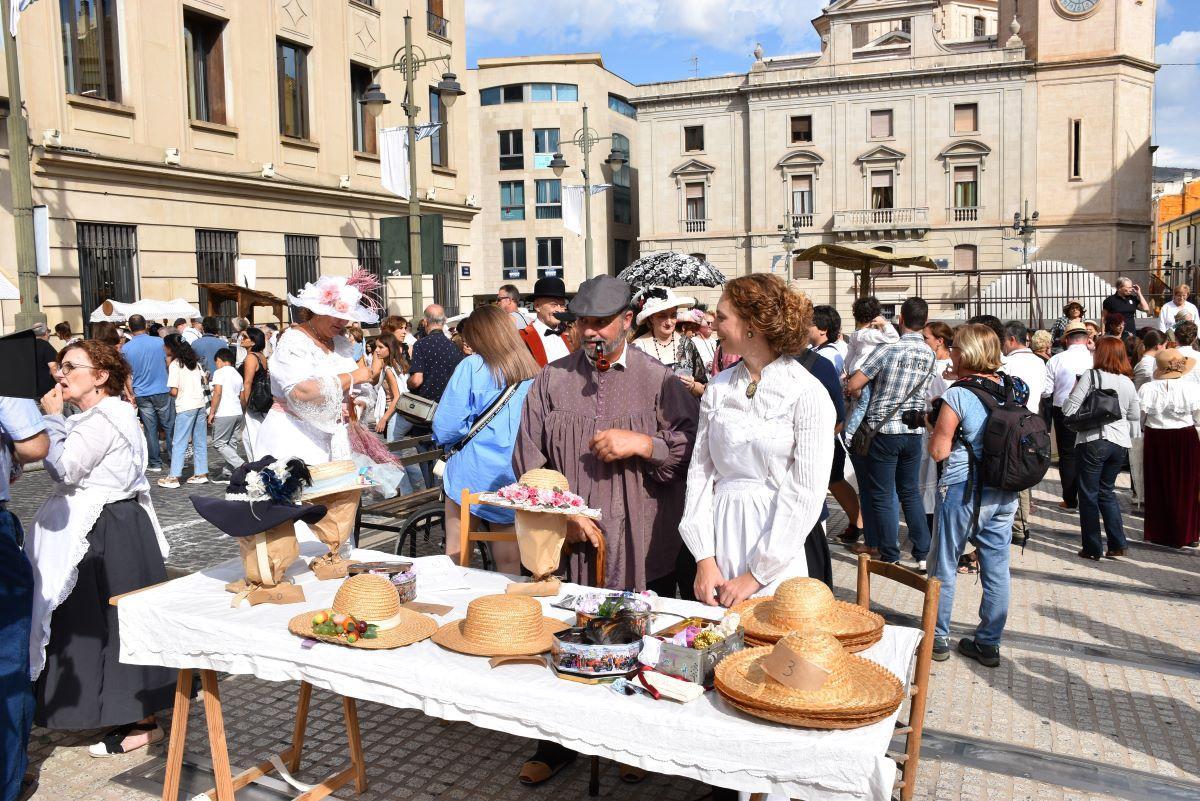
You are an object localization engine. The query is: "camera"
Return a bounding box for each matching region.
[902,398,943,430]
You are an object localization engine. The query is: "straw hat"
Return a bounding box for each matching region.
[431,594,569,656]
[1062,299,1085,316]
[731,578,883,652]
[633,286,695,326]
[714,632,903,729]
[478,469,602,519]
[288,574,436,650]
[302,460,368,501]
[1154,348,1196,380]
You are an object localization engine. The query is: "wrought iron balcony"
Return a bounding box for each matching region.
[427,11,449,39]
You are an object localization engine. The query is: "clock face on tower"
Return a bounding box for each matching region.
[1054,0,1101,16]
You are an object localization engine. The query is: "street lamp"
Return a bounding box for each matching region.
[357,14,461,314]
[552,105,626,280]
[778,213,802,287]
[1012,200,1041,325]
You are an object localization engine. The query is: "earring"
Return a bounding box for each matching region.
[746,331,754,339]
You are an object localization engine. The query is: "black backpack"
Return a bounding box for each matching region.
[246,353,273,415]
[951,374,1051,493]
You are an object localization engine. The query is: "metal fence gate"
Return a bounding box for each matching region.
[284,234,320,321]
[196,229,238,332]
[435,244,460,317]
[357,238,385,312]
[77,222,137,332]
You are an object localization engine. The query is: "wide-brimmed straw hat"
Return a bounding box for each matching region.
[1154,348,1197,380]
[715,632,903,729]
[431,594,569,656]
[477,469,601,519]
[633,286,695,326]
[302,460,369,501]
[1062,299,1085,316]
[288,267,381,324]
[731,578,883,652]
[288,574,436,649]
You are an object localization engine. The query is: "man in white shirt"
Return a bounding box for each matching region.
[1158,284,1200,333]
[496,283,532,329]
[1042,321,1094,509]
[517,277,574,367]
[1001,320,1046,545]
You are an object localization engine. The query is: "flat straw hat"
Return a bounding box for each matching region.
[288,574,436,649]
[1154,348,1196,380]
[715,632,903,728]
[731,578,883,652]
[302,460,368,501]
[432,594,569,656]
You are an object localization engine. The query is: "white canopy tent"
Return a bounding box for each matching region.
[976,260,1115,325]
[89,298,203,324]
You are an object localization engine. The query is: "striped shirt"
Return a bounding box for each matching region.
[858,332,936,435]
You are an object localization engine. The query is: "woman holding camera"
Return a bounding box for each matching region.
[928,324,1026,669]
[1062,337,1140,560]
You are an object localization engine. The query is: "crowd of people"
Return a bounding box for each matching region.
[3,269,1198,800]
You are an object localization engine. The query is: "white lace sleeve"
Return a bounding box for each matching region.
[269,329,351,433]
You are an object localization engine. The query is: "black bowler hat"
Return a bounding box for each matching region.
[191,456,328,538]
[531,276,568,301]
[568,275,632,319]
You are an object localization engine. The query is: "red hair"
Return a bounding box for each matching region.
[1093,336,1132,378]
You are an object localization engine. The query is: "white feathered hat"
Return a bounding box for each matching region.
[288,267,382,325]
[633,286,695,326]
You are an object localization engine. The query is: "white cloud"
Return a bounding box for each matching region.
[466,0,825,55]
[1155,30,1200,167]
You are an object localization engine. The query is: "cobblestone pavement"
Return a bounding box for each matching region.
[15,457,1200,801]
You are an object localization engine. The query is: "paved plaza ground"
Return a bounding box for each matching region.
[9,453,1199,801]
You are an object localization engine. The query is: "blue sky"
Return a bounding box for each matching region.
[467,0,1200,168]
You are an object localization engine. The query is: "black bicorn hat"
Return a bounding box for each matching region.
[190,456,328,538]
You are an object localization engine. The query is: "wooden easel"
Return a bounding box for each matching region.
[160,670,366,801]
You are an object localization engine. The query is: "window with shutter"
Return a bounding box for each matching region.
[953,103,978,134]
[870,171,893,209]
[954,244,978,271]
[953,166,978,208]
[791,175,814,214]
[685,182,706,220]
[790,115,813,144]
[684,126,704,152]
[870,110,893,139]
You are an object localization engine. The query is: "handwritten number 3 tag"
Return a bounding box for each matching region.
[761,640,832,691]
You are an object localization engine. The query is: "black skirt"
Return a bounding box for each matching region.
[34,498,176,729]
[806,521,833,589]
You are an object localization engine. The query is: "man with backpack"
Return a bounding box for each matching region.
[927,324,1050,668]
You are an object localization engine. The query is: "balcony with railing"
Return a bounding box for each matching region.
[832,207,930,237]
[949,206,980,223]
[790,212,815,229]
[427,11,449,39]
[682,218,708,233]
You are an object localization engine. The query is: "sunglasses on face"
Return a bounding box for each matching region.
[59,361,98,376]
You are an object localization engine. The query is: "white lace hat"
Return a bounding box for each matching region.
[633,286,695,326]
[288,267,381,324]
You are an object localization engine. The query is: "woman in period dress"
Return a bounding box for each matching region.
[1138,349,1200,548]
[630,286,708,399]
[28,340,175,757]
[680,274,835,608]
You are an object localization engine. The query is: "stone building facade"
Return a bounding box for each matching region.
[465,54,638,305]
[631,0,1157,317]
[0,0,474,331]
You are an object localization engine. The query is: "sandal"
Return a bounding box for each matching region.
[88,722,162,758]
[157,477,180,489]
[519,741,576,786]
[957,552,979,574]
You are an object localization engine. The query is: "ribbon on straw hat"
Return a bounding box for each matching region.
[731,577,883,652]
[432,594,569,657]
[288,574,436,649]
[715,631,903,729]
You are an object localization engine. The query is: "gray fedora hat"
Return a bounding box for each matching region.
[567,275,632,319]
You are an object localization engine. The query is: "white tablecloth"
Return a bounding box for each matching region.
[118,545,921,800]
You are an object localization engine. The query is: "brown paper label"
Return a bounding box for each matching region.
[760,640,832,691]
[246,584,306,606]
[488,655,547,669]
[404,602,454,615]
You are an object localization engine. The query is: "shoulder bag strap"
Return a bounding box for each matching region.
[860,347,936,437]
[444,381,522,458]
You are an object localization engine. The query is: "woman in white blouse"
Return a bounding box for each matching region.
[680,274,835,608]
[1138,349,1200,548]
[29,340,174,756]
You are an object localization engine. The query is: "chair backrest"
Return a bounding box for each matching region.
[855,554,940,801]
[459,488,606,587]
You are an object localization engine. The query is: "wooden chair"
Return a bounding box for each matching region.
[856,553,941,801]
[458,488,606,587]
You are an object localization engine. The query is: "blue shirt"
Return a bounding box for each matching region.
[192,334,227,376]
[410,332,465,403]
[122,333,169,396]
[431,355,532,524]
[0,397,46,501]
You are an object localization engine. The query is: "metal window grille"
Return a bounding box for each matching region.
[285,234,320,319]
[436,245,460,316]
[60,0,121,102]
[357,238,385,311]
[77,223,137,333]
[196,229,238,332]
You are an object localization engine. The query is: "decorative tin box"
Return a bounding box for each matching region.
[654,617,745,686]
[551,628,643,678]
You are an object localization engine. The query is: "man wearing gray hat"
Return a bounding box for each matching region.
[512,274,699,784]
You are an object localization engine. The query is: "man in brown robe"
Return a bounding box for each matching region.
[513,274,699,593]
[511,274,700,787]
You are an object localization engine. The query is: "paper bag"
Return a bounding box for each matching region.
[307,489,361,579]
[237,523,299,587]
[514,510,567,582]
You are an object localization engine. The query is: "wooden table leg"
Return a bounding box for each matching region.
[160,668,193,801]
[342,696,368,794]
[199,669,236,801]
[289,681,313,773]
